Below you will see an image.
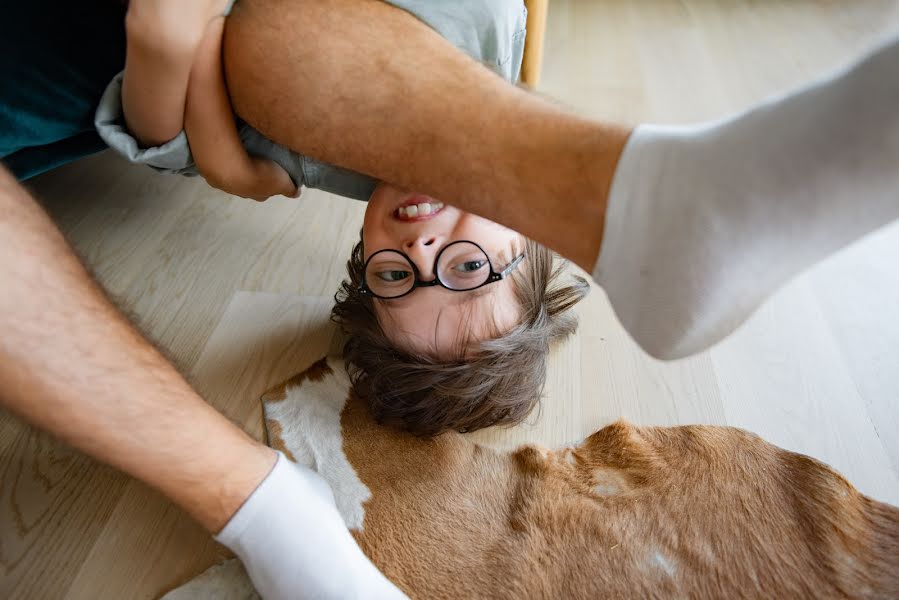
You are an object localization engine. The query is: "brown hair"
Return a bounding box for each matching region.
[331,238,589,436]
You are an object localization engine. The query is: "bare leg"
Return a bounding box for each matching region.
[0,166,274,532]
[225,0,899,361]
[223,0,630,270]
[0,168,405,598]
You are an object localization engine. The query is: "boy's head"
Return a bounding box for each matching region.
[332,183,589,436]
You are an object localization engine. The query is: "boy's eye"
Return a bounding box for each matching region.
[376,270,412,282]
[453,260,487,273]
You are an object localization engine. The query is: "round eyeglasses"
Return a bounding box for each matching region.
[360,240,526,300]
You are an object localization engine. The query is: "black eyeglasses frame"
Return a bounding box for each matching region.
[359,240,526,300]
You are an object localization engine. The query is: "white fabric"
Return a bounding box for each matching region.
[594,34,899,359]
[215,452,407,600]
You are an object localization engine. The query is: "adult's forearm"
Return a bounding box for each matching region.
[223,0,630,270]
[0,169,274,532]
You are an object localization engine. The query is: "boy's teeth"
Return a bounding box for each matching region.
[397,202,444,219]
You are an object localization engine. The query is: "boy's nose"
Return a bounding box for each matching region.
[403,235,440,279]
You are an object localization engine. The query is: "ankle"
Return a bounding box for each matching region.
[179,440,278,533]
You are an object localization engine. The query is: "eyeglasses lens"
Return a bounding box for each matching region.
[436,242,491,291]
[364,250,416,298]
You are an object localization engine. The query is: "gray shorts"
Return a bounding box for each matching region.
[94,0,528,201]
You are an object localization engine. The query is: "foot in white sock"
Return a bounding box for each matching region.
[216,452,406,599]
[594,34,899,359]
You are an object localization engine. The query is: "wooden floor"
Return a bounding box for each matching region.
[3,1,899,598]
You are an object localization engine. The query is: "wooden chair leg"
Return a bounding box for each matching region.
[521,0,549,88]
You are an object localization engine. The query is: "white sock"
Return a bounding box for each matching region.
[593,34,899,360]
[216,452,407,599]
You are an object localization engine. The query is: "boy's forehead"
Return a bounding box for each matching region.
[374,283,520,359]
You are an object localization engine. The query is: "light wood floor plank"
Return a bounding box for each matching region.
[710,279,899,505]
[809,223,899,476]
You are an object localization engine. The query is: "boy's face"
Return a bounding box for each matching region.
[363,183,523,359]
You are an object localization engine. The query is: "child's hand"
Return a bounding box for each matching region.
[183,17,301,202]
[219,157,301,202]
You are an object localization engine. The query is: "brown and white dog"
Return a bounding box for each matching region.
[165,357,899,600]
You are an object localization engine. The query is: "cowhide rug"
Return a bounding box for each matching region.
[163,357,899,599]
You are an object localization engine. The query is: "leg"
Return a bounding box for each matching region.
[595,35,899,358]
[0,167,272,532]
[226,1,899,359]
[223,0,629,271]
[0,168,402,598]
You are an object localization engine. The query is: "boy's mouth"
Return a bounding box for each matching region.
[393,197,446,221]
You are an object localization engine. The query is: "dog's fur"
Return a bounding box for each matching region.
[164,357,899,600]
